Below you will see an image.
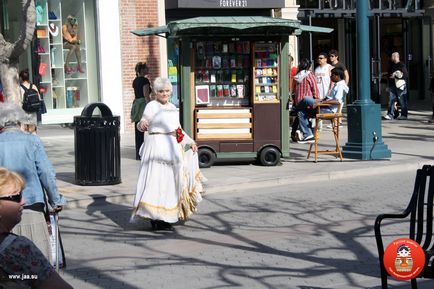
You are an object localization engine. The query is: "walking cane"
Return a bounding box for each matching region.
[54,212,60,272]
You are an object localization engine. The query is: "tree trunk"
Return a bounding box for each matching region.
[0,0,36,103]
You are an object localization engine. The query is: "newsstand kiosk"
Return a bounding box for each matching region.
[133,16,331,167]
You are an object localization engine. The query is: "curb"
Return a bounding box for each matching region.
[64,160,424,209]
[205,160,422,194]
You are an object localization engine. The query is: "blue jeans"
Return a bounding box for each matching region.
[296,97,333,138]
[388,86,408,118]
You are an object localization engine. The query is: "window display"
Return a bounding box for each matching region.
[35,0,89,111]
[29,0,99,124]
[253,42,279,103]
[194,40,251,107]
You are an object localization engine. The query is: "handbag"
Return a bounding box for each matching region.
[47,212,66,270]
[39,97,47,114]
[38,62,48,76]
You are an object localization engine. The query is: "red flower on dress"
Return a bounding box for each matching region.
[176,127,184,143]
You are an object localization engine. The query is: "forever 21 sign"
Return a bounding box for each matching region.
[168,0,286,9]
[219,0,248,7]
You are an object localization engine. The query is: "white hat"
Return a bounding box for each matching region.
[49,23,59,37]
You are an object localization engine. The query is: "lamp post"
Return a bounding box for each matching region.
[341,0,391,160]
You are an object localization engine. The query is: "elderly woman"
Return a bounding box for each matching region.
[0,167,73,289]
[131,77,205,230]
[0,102,66,261]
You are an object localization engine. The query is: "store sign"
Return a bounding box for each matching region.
[219,0,248,8]
[166,0,285,9]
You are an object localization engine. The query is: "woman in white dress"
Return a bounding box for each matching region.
[131,77,205,230]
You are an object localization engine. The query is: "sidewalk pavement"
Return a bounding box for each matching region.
[37,103,434,209]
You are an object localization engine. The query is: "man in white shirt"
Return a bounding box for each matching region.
[315,52,333,100]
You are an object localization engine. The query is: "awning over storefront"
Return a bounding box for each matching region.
[131,16,333,37]
[134,25,170,36]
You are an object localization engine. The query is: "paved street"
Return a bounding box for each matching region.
[33,102,434,288]
[58,171,429,289]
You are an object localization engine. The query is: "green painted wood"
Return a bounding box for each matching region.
[216,152,257,159]
[279,37,290,158]
[131,25,169,36]
[180,39,193,136]
[342,0,391,160]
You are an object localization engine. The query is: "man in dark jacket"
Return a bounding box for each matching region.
[383,52,409,120]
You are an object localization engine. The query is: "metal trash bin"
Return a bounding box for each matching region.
[74,103,121,185]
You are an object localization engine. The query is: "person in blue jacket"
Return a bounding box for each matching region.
[0,102,66,262]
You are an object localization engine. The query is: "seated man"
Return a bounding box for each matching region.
[296,67,349,144]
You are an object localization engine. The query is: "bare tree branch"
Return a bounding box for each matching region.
[0,0,36,102]
[12,0,36,59]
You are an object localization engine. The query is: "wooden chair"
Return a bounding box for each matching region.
[307,101,343,162]
[374,165,434,289]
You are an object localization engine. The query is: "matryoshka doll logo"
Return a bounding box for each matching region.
[395,245,412,272]
[383,238,425,280]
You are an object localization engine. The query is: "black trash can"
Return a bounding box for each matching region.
[74,103,121,185]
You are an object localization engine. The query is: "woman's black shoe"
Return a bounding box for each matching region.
[150,220,173,231]
[150,220,157,230]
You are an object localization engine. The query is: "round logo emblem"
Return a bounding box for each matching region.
[383,238,425,280]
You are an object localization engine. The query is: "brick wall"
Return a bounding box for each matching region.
[119,0,160,132]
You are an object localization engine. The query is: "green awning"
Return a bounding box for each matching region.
[131,25,169,37]
[131,16,332,37]
[299,24,334,34]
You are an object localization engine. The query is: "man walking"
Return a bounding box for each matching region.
[383,52,408,120]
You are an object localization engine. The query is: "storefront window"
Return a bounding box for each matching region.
[194,40,251,107]
[3,0,99,124]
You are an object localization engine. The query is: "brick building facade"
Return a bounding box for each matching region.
[119,0,160,131]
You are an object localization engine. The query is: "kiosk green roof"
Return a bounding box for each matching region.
[131,16,333,37]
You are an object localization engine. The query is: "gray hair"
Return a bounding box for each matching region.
[0,102,27,127]
[153,77,173,93]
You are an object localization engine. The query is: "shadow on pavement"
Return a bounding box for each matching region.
[85,194,148,231]
[56,171,75,184]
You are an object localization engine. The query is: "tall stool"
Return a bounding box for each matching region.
[307,102,343,162]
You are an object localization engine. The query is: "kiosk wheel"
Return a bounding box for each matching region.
[259,147,280,166]
[198,148,216,168]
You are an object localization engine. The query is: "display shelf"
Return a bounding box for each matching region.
[253,42,279,103]
[193,40,251,107]
[36,0,89,116]
[65,77,87,81]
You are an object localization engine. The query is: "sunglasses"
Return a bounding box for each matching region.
[0,191,22,203]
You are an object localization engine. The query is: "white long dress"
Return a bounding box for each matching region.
[131,100,205,223]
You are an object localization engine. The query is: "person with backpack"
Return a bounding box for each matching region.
[19,69,41,132]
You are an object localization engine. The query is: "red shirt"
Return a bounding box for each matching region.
[294,71,319,105]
